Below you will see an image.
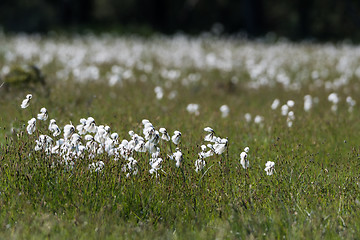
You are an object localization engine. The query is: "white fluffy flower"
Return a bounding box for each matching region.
[84,117,97,133]
[173,149,183,168]
[254,115,264,125]
[26,118,36,134]
[21,94,32,109]
[159,128,170,141]
[240,152,248,169]
[281,104,289,116]
[154,86,164,100]
[49,119,61,137]
[195,158,206,172]
[287,100,295,108]
[346,96,356,112]
[244,113,252,123]
[328,93,339,104]
[37,107,48,121]
[220,105,230,118]
[89,161,104,172]
[304,95,313,112]
[186,103,200,116]
[171,130,182,145]
[264,161,275,175]
[149,156,163,177]
[35,134,53,152]
[271,99,280,110]
[204,127,215,142]
[213,138,228,155]
[76,118,87,135]
[64,123,75,140]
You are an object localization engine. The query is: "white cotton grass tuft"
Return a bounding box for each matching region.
[264,161,275,175]
[89,161,105,172]
[244,113,252,123]
[281,104,289,116]
[172,148,183,168]
[84,117,97,133]
[49,119,61,137]
[304,95,313,112]
[76,118,87,135]
[37,107,48,121]
[195,158,206,172]
[26,118,36,134]
[204,127,215,142]
[21,94,32,109]
[346,96,356,112]
[286,100,295,108]
[63,123,75,140]
[240,147,249,169]
[328,93,339,112]
[287,111,295,128]
[154,86,164,100]
[213,138,228,155]
[186,103,200,116]
[159,128,170,141]
[254,115,264,125]
[271,99,280,110]
[171,131,182,145]
[219,105,230,118]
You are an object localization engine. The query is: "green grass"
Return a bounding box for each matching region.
[1,35,360,239]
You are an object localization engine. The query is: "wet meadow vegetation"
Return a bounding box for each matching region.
[1,34,360,239]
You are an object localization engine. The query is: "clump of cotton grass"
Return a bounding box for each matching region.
[346,96,356,112]
[240,147,250,169]
[195,145,213,173]
[26,118,36,134]
[328,93,339,112]
[169,148,183,168]
[48,119,61,137]
[281,104,289,116]
[287,111,295,128]
[34,134,53,153]
[287,100,295,108]
[271,99,280,110]
[171,130,182,145]
[219,105,230,118]
[304,95,313,112]
[21,94,32,109]
[76,118,87,135]
[203,127,228,155]
[254,115,264,126]
[186,103,200,116]
[37,107,48,121]
[244,113,252,123]
[159,128,170,141]
[149,152,163,178]
[84,117,97,133]
[203,127,215,142]
[63,123,75,140]
[195,157,206,173]
[154,86,164,100]
[280,100,295,116]
[264,161,275,175]
[122,157,138,178]
[89,161,105,172]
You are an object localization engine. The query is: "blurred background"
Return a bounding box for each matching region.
[0,0,360,41]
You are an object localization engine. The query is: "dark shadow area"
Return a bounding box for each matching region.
[0,0,360,41]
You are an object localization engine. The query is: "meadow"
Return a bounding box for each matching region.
[1,33,360,239]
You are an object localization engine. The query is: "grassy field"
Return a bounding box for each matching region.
[1,34,360,239]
